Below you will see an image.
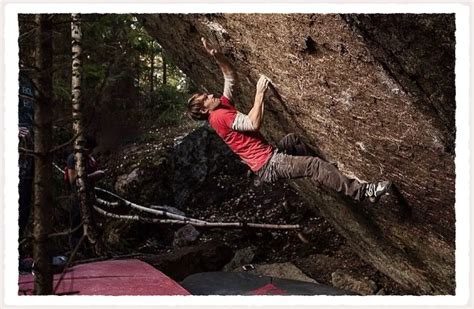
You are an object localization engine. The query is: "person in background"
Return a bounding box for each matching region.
[65,136,106,249]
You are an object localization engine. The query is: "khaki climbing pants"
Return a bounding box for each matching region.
[256,133,367,201]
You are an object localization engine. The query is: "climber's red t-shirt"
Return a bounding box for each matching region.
[208,96,273,172]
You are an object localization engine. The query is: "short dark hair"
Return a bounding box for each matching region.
[186,93,208,121]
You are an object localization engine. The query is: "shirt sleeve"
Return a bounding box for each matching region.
[223,73,236,100]
[232,112,256,132]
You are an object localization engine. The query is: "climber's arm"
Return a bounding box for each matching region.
[202,37,237,99]
[231,76,269,132]
[247,76,269,131]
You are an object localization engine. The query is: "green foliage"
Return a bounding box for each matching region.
[140,85,187,125]
[19,13,191,143]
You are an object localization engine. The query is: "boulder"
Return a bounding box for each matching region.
[172,126,211,207]
[110,125,242,208]
[172,125,246,207]
[115,167,143,195]
[236,262,317,284]
[140,13,455,294]
[109,143,175,206]
[294,253,343,283]
[140,241,234,281]
[222,246,256,271]
[331,269,377,295]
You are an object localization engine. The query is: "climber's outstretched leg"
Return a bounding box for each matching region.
[257,151,391,203]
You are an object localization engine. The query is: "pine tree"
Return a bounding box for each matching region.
[32,13,54,295]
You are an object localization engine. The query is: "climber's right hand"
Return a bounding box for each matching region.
[256,75,270,96]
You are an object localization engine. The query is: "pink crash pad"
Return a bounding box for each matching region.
[18,259,190,296]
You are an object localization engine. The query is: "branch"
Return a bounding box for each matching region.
[47,223,83,239]
[95,197,120,207]
[19,27,38,41]
[49,132,81,154]
[94,187,207,224]
[18,147,39,156]
[53,162,65,174]
[93,205,300,230]
[94,205,188,224]
[19,222,84,244]
[50,163,300,231]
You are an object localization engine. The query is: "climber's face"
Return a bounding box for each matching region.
[202,93,221,113]
[186,92,221,120]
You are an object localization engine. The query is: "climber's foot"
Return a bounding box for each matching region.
[365,181,392,203]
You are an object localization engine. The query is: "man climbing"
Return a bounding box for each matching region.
[66,136,106,249]
[186,37,391,203]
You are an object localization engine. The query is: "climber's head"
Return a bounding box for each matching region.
[186,93,221,121]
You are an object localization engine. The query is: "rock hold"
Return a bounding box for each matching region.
[173,224,201,248]
[223,246,256,272]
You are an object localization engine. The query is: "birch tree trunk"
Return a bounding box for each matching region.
[71,13,104,256]
[32,13,53,295]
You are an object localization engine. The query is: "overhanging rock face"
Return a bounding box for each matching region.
[139,14,455,294]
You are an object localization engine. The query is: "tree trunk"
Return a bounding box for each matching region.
[71,13,104,256]
[135,55,141,109]
[32,13,54,295]
[150,53,154,101]
[162,54,167,86]
[140,13,455,294]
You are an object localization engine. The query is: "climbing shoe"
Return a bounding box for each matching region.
[365,181,392,203]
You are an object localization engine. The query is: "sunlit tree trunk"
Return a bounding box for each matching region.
[32,13,53,295]
[71,13,104,256]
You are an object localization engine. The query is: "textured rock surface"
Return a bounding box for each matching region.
[331,269,377,295]
[115,167,143,195]
[236,262,318,284]
[140,13,455,294]
[141,241,234,281]
[172,224,201,248]
[172,125,240,207]
[222,246,256,272]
